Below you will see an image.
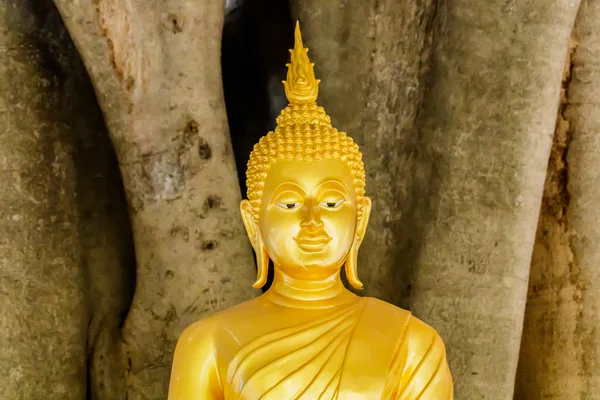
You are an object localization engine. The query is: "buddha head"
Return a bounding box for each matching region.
[240,23,371,289]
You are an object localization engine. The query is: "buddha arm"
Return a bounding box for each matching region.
[387,317,454,400]
[168,322,223,400]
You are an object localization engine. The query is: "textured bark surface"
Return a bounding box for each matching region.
[565,1,600,391]
[516,1,600,397]
[53,0,258,397]
[291,0,437,306]
[514,37,578,399]
[0,1,87,398]
[73,55,135,400]
[408,1,580,398]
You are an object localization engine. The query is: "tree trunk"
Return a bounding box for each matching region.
[53,0,258,397]
[516,0,600,397]
[292,1,579,397]
[291,0,438,306]
[71,45,136,400]
[0,1,87,398]
[408,1,580,398]
[513,36,578,400]
[563,2,600,390]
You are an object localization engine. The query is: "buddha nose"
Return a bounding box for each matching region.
[301,199,324,233]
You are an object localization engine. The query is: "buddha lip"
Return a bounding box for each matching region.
[293,235,331,251]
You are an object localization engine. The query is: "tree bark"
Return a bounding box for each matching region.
[516,0,600,397]
[291,0,438,306]
[53,0,258,398]
[563,2,600,390]
[0,1,87,398]
[72,50,136,400]
[408,1,580,398]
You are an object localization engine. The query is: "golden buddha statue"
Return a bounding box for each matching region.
[168,23,453,400]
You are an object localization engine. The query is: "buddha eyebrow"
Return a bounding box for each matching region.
[269,183,307,204]
[315,180,349,194]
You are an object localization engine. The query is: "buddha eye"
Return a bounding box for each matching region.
[277,201,302,210]
[320,199,344,209]
[273,190,303,210]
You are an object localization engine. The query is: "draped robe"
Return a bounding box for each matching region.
[223,298,453,399]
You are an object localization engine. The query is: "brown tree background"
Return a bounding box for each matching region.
[0,0,598,399]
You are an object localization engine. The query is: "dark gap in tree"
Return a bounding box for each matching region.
[222,0,294,291]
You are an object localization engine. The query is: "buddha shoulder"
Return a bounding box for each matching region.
[169,298,264,399]
[365,298,453,399]
[175,296,263,350]
[168,313,224,399]
[362,297,446,353]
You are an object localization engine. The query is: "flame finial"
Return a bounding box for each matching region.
[283,22,320,104]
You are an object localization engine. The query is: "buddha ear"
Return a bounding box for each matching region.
[240,200,269,289]
[252,237,269,289]
[240,200,258,248]
[345,196,372,289]
[356,196,372,240]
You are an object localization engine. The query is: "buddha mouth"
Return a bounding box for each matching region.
[293,235,332,252]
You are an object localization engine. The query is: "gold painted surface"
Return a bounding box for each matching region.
[168,22,453,399]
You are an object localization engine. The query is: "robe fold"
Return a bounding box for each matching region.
[223,298,453,399]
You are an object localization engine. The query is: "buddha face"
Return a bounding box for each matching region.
[245,158,369,281]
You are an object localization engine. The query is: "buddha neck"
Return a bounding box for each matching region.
[264,267,358,309]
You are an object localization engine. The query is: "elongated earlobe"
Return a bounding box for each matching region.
[345,196,371,289]
[240,199,269,289]
[345,241,363,289]
[252,237,269,289]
